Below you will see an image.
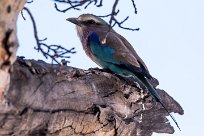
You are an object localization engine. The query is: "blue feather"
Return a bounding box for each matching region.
[88,32,115,57]
[88,32,101,45]
[87,32,138,77]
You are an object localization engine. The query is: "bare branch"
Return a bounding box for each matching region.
[96,0,103,7]
[97,10,119,18]
[98,1,139,31]
[20,10,26,20]
[0,59,184,135]
[22,7,76,64]
[107,0,139,31]
[54,0,138,31]
[109,0,119,26]
[113,16,140,31]
[84,0,97,9]
[27,0,34,4]
[131,0,137,14]
[54,0,102,13]
[53,0,80,4]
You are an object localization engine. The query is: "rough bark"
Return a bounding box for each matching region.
[0,0,26,103]
[0,0,184,136]
[0,58,183,136]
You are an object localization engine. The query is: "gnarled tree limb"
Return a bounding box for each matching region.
[0,1,183,136]
[0,58,183,136]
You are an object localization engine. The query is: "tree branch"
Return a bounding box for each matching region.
[54,0,139,31]
[22,7,76,64]
[0,1,184,135]
[0,58,184,135]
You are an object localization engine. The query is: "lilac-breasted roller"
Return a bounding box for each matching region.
[67,14,180,130]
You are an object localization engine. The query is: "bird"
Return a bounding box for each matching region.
[66,14,180,130]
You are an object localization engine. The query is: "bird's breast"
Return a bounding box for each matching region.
[79,30,100,66]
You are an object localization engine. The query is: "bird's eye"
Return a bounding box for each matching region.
[86,19,96,25]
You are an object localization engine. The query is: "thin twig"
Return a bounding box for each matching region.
[54,0,139,31]
[22,7,76,64]
[27,0,34,3]
[116,17,139,31]
[54,0,100,13]
[97,10,119,18]
[21,10,26,20]
[96,0,103,7]
[131,0,137,14]
[109,0,119,26]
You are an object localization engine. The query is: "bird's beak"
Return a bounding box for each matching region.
[66,17,80,26]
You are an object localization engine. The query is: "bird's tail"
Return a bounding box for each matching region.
[139,76,181,131]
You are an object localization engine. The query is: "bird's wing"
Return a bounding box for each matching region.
[114,32,150,73]
[88,32,152,79]
[113,32,159,85]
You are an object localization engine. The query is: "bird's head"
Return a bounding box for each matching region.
[66,14,111,41]
[66,14,109,29]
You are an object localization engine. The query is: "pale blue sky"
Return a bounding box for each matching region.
[17,0,204,135]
